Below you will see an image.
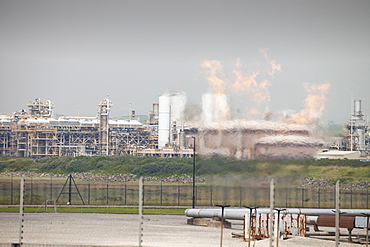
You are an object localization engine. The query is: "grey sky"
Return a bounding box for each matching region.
[0,0,369,123]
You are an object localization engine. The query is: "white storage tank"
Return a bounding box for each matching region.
[158,92,187,148]
[158,94,171,148]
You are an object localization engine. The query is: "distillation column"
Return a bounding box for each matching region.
[98,98,112,155]
[348,99,368,155]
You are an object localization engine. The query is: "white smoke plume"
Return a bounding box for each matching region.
[201,60,226,95]
[201,60,231,125]
[199,51,329,128]
[200,50,282,122]
[184,51,329,159]
[231,57,273,118]
[260,48,282,78]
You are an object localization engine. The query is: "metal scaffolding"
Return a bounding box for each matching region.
[0,98,157,158]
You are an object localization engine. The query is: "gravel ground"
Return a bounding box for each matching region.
[0,212,366,247]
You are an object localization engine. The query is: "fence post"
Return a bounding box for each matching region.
[239,186,242,207]
[30,176,33,205]
[210,185,213,206]
[106,178,109,205]
[195,183,197,207]
[88,180,91,205]
[124,180,127,205]
[301,187,304,208]
[333,185,336,208]
[11,175,13,205]
[142,179,145,206]
[335,181,340,247]
[350,183,353,208]
[177,182,180,206]
[50,176,53,200]
[318,186,321,208]
[160,181,163,206]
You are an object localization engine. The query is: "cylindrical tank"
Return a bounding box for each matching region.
[153,103,159,116]
[358,128,365,149]
[179,130,185,149]
[354,99,361,115]
[158,95,171,148]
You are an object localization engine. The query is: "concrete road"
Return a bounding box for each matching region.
[0,212,366,247]
[0,212,246,247]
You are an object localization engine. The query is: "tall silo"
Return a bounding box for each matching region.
[158,92,187,148]
[158,94,171,148]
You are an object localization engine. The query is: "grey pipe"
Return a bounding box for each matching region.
[185,208,370,220]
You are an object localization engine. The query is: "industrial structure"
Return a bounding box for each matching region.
[183,121,323,159]
[0,98,177,158]
[346,99,369,156]
[186,207,370,243]
[2,94,367,159]
[318,99,370,159]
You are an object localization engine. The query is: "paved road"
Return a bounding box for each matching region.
[0,212,367,247]
[0,212,246,247]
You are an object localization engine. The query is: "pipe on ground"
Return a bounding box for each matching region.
[185,208,370,220]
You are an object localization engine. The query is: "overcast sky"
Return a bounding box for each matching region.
[0,0,369,124]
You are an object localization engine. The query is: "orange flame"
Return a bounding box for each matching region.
[201,60,225,95]
[291,83,330,124]
[231,58,272,116]
[260,48,282,78]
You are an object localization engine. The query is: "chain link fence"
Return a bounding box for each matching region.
[0,176,369,208]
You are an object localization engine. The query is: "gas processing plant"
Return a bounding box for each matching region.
[0,94,369,159]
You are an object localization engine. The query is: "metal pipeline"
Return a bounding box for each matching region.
[185,208,370,220]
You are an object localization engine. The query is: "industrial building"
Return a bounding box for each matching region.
[0,98,161,157]
[317,99,370,159]
[155,91,326,159]
[182,120,323,159]
[2,94,367,159]
[346,99,369,156]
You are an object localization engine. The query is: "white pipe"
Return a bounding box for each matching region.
[185,208,370,220]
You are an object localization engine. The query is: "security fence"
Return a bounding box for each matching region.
[0,176,369,208]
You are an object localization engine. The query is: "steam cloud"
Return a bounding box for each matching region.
[201,60,226,95]
[200,49,282,122]
[184,50,330,159]
[290,83,331,124]
[200,50,330,126]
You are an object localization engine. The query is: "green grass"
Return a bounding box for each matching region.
[0,207,186,215]
[1,156,370,185]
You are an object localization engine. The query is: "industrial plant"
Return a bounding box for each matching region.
[317,99,370,160]
[0,95,369,159]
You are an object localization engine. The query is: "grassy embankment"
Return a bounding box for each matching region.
[1,156,370,212]
[1,156,369,183]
